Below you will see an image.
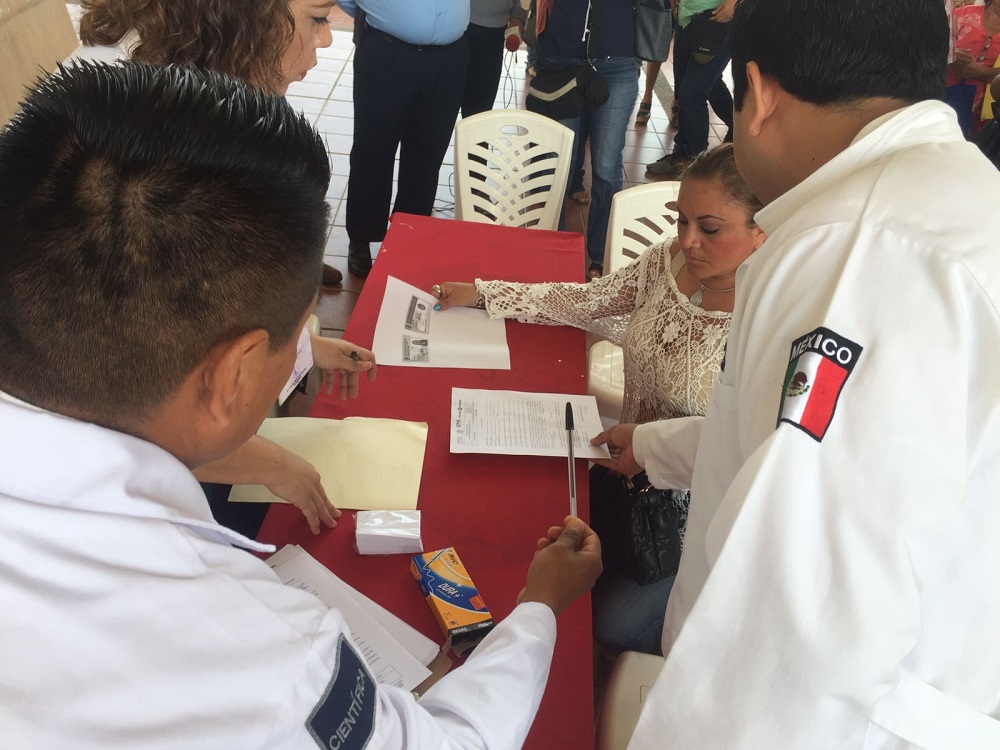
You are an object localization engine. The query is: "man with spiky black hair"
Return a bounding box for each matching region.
[593,0,1000,746]
[0,62,602,749]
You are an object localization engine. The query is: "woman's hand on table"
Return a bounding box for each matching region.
[311,335,377,400]
[265,448,341,534]
[519,516,603,616]
[430,282,479,311]
[590,423,643,477]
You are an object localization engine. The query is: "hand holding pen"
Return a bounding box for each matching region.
[566,402,577,518]
[310,336,378,400]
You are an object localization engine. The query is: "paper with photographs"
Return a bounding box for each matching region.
[229,416,427,510]
[372,275,511,369]
[450,388,612,459]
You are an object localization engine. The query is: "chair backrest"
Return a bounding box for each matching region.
[604,181,681,274]
[454,109,575,231]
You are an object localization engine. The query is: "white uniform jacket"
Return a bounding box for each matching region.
[628,101,1000,749]
[0,396,556,749]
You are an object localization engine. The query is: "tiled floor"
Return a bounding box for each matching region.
[291,15,730,340]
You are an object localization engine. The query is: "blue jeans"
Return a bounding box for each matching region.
[545,56,639,265]
[569,118,589,194]
[672,20,733,158]
[592,571,675,655]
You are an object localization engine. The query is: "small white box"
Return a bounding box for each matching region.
[355,510,423,555]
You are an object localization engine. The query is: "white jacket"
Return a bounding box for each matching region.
[0,395,555,749]
[628,101,1000,749]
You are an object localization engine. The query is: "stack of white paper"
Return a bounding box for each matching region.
[267,545,438,690]
[355,510,423,555]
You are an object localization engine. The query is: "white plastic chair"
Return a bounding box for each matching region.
[588,340,626,425]
[454,109,575,231]
[595,651,666,750]
[603,181,681,273]
[588,182,681,421]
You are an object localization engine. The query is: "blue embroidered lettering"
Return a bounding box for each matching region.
[308,636,376,750]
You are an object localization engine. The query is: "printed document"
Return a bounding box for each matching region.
[267,544,436,689]
[450,388,611,459]
[372,275,510,369]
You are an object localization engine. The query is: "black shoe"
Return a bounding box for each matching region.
[348,241,372,278]
[645,152,689,178]
[321,263,343,286]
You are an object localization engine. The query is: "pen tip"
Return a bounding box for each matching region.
[565,402,574,429]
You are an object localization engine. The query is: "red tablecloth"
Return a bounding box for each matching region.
[258,213,594,750]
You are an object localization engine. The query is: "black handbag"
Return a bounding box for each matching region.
[634,0,673,63]
[528,0,610,121]
[589,465,689,586]
[526,65,610,120]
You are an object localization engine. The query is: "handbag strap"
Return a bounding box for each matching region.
[584,0,599,64]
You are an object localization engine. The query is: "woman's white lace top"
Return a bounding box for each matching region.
[477,240,730,424]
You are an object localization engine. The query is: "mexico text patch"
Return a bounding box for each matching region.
[308,635,375,750]
[777,327,862,442]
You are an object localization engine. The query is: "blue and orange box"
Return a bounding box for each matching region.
[411,547,495,657]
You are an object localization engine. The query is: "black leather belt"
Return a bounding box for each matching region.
[365,24,462,51]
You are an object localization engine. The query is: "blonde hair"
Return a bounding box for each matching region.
[681,143,763,224]
[80,0,295,93]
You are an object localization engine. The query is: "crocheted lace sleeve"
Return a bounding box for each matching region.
[475,241,670,346]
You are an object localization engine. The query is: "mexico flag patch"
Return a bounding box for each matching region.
[778,327,863,442]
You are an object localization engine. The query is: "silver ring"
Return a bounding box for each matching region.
[431,284,442,295]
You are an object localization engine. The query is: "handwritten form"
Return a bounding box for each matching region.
[450,388,611,459]
[266,545,436,690]
[372,276,510,369]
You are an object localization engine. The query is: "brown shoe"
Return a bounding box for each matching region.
[322,263,343,286]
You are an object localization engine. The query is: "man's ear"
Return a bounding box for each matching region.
[743,61,779,138]
[199,329,271,428]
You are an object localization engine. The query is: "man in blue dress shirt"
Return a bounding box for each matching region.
[338,0,471,277]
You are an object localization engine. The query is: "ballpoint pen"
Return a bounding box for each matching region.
[565,402,577,517]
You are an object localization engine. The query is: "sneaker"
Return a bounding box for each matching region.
[645,153,689,178]
[348,241,372,278]
[321,263,343,286]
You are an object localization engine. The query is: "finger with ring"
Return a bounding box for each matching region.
[431,284,443,296]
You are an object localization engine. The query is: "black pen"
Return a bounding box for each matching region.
[565,402,577,517]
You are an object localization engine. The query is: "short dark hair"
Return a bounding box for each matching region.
[0,62,330,425]
[731,0,949,111]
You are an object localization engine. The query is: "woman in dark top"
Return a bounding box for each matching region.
[537,0,639,279]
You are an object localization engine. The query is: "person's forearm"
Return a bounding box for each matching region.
[192,435,288,487]
[964,62,1000,84]
[633,417,703,489]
